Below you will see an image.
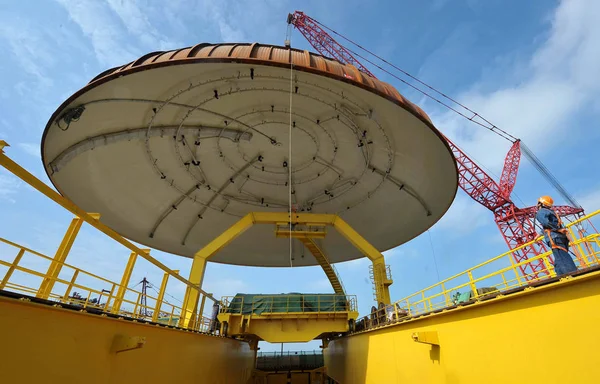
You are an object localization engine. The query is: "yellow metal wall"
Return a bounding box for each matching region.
[0,296,254,384]
[325,273,600,384]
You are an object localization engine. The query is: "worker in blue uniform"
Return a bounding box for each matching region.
[535,195,578,275]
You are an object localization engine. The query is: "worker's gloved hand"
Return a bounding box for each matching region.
[558,228,568,235]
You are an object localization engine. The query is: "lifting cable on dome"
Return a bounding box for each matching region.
[301,17,581,208]
[288,34,294,268]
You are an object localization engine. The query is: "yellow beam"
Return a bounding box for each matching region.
[331,216,392,304]
[194,214,255,260]
[275,230,327,239]
[180,213,256,327]
[251,212,392,304]
[218,314,356,343]
[0,142,216,303]
[188,211,392,305]
[331,216,383,262]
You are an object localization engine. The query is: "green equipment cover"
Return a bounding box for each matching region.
[225,293,349,315]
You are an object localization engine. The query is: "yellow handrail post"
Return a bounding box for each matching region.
[500,272,508,289]
[168,305,176,326]
[508,253,524,286]
[112,251,144,314]
[103,283,116,311]
[61,270,79,303]
[467,270,479,299]
[581,229,598,264]
[84,291,93,308]
[0,248,25,290]
[569,227,588,267]
[132,292,142,317]
[197,294,207,328]
[37,215,98,299]
[441,282,451,307]
[152,269,177,323]
[542,256,556,278]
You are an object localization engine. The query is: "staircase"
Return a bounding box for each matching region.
[299,238,345,295]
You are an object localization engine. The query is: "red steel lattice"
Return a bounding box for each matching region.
[289,11,584,280]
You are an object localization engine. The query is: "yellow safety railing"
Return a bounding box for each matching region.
[0,140,220,334]
[220,294,358,315]
[0,236,217,333]
[355,209,600,331]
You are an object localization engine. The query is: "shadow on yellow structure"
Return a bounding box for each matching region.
[325,268,600,383]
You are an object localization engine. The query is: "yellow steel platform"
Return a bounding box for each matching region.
[218,294,359,343]
[325,266,600,383]
[0,293,254,384]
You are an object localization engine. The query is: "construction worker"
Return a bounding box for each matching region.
[535,195,578,275]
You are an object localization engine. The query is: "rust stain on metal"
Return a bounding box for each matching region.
[87,43,432,125]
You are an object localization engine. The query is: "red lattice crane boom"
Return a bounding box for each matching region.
[288,11,584,280]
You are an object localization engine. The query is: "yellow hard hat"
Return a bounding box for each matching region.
[538,195,554,207]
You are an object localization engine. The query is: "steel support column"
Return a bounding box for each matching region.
[183,212,393,306]
[179,257,208,328]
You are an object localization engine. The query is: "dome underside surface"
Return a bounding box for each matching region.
[42,43,458,267]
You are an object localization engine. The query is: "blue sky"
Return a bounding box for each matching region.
[1,0,599,352]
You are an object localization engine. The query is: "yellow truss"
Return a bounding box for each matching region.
[180,212,394,327]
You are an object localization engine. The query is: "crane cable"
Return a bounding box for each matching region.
[311,19,517,142]
[288,32,294,268]
[306,18,581,208]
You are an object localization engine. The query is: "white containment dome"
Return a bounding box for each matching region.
[42,43,458,267]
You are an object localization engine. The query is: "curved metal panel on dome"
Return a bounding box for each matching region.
[42,43,458,267]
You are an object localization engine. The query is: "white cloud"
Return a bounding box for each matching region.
[336,257,369,271]
[0,172,20,203]
[203,277,247,299]
[0,18,54,88]
[305,277,334,293]
[105,0,179,50]
[18,143,40,158]
[579,188,600,212]
[55,0,140,67]
[434,195,490,236]
[431,0,600,173]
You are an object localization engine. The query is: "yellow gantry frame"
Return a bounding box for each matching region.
[180,212,393,327]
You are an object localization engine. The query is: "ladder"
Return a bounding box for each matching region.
[299,237,345,295]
